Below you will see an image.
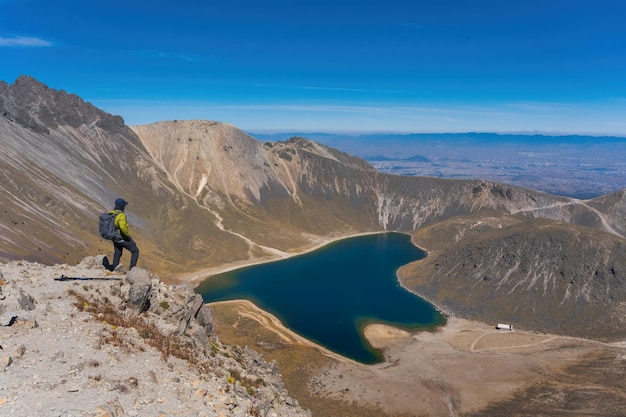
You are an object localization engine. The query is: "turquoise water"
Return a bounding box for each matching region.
[196,232,446,364]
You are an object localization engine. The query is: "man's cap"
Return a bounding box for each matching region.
[114,198,128,207]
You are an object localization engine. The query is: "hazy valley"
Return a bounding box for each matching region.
[2,76,626,416]
[255,131,626,200]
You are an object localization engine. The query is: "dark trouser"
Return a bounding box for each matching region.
[112,238,140,270]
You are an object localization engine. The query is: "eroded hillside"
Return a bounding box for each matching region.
[133,120,624,237]
[0,77,246,273]
[401,215,626,340]
[586,189,626,237]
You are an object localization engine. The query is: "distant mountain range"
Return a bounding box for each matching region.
[1,75,626,342]
[253,131,626,199]
[252,131,626,149]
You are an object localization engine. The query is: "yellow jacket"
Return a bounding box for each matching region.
[109,209,130,239]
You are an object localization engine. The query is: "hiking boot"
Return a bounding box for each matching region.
[102,256,114,272]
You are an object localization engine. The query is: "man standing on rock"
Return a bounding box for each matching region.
[106,198,140,271]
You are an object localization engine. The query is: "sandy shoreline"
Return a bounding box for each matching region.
[212,297,626,416]
[181,231,393,285]
[188,229,438,365]
[210,299,368,366]
[210,297,592,363]
[189,229,448,366]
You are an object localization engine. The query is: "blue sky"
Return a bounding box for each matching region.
[1,0,625,135]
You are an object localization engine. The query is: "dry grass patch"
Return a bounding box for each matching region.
[68,289,213,373]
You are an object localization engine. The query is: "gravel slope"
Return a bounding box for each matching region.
[0,257,310,417]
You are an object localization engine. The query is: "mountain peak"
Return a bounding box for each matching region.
[13,74,50,91]
[0,75,124,134]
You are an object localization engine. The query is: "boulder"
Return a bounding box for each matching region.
[78,255,107,270]
[125,267,151,285]
[16,287,35,310]
[176,294,204,335]
[195,304,214,335]
[126,268,153,313]
[128,281,151,313]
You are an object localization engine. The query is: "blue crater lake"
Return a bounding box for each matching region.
[196,232,446,364]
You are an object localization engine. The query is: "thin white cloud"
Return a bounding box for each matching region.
[90,96,626,136]
[0,36,52,47]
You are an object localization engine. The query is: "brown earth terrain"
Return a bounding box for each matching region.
[192,224,626,416]
[209,299,626,417]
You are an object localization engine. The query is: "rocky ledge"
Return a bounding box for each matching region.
[0,256,310,417]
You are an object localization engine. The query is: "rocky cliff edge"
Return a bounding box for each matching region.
[0,257,310,417]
